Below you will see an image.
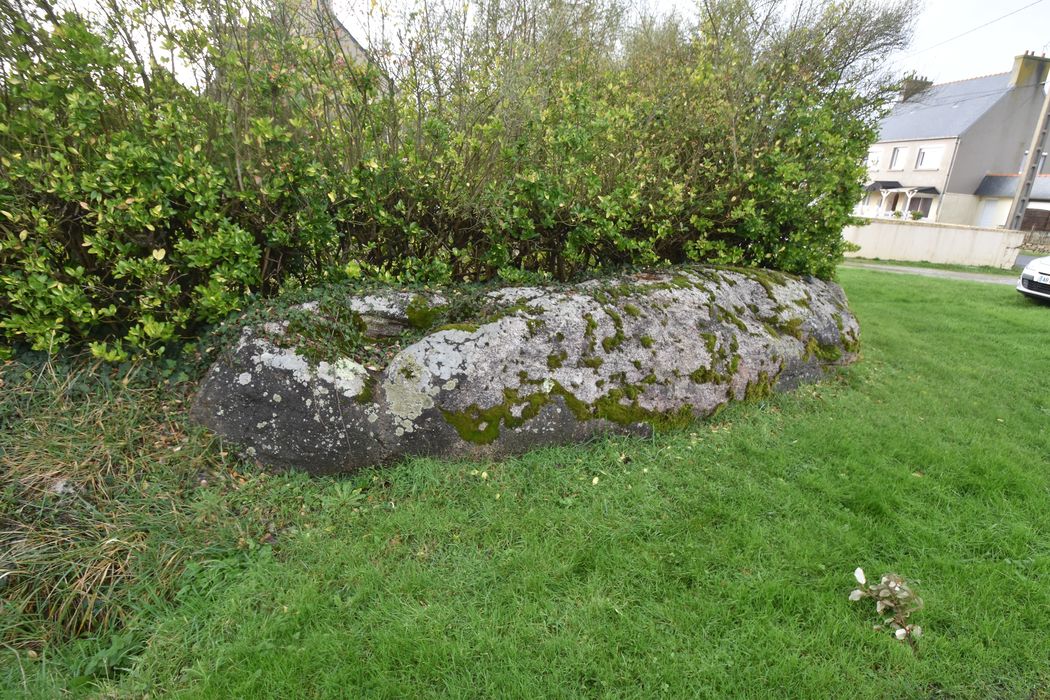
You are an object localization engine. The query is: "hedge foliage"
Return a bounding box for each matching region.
[0,0,915,357]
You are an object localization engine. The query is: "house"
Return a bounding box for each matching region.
[287,0,371,67]
[973,173,1050,230]
[857,52,1050,226]
[293,0,394,95]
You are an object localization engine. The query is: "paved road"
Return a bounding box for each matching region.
[840,262,1018,286]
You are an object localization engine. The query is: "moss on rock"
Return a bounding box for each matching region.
[406,293,446,330]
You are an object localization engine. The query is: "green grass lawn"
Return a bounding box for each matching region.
[844,257,1021,277]
[3,269,1049,698]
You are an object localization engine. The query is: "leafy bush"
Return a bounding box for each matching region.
[0,0,916,357]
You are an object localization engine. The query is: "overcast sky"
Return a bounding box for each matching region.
[887,0,1050,83]
[338,0,1050,86]
[645,0,1050,83]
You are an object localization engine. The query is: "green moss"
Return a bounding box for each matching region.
[833,314,861,354]
[582,356,604,369]
[591,280,649,302]
[623,303,642,318]
[718,306,748,333]
[689,330,739,386]
[602,333,625,352]
[639,335,655,349]
[591,389,694,430]
[517,370,544,386]
[441,388,553,444]
[353,379,375,405]
[600,307,627,352]
[549,382,594,422]
[733,267,789,299]
[481,302,545,326]
[583,313,598,354]
[406,294,446,330]
[700,332,718,354]
[443,366,697,444]
[441,405,505,444]
[759,321,781,338]
[671,274,696,289]
[806,338,843,362]
[433,322,481,333]
[744,371,776,401]
[689,367,720,384]
[843,331,861,355]
[780,317,805,339]
[728,354,740,374]
[547,350,568,370]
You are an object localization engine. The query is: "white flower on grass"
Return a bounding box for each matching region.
[849,569,923,645]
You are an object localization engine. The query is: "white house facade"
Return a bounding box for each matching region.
[858,53,1050,227]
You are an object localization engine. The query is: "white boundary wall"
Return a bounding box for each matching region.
[843,217,1025,269]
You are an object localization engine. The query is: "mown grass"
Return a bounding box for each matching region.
[3,268,1050,698]
[845,257,1022,276]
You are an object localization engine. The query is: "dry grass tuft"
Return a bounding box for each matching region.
[0,356,226,648]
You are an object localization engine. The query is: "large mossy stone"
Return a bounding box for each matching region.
[191,267,860,474]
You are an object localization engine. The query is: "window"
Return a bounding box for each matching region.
[889,147,908,171]
[915,146,944,170]
[866,149,882,168]
[907,196,933,218]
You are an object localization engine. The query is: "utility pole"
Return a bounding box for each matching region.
[1008,74,1050,230]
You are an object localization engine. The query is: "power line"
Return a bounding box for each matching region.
[907,87,1020,108]
[905,87,1008,106]
[896,80,1046,111]
[907,0,1047,57]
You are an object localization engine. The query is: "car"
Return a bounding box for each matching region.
[1018,256,1050,301]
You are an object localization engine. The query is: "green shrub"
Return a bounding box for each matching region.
[0,0,915,357]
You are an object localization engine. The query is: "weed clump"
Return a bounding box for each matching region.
[849,568,924,649]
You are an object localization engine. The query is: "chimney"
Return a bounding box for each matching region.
[1009,51,1050,88]
[900,75,932,102]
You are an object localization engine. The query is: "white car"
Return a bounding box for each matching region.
[1018,256,1050,301]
